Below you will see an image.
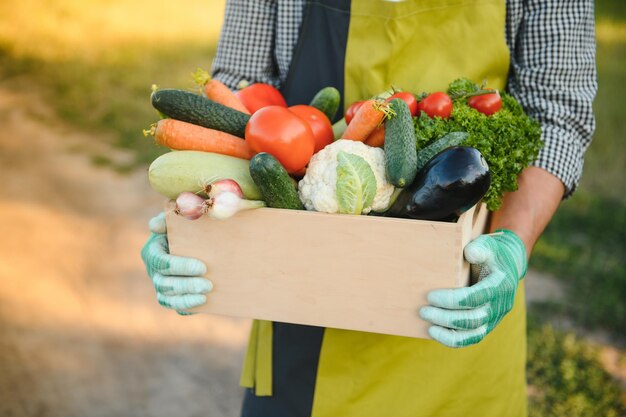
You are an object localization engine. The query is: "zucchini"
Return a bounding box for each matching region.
[309,87,340,122]
[149,151,261,200]
[415,131,469,171]
[249,153,304,210]
[384,98,417,187]
[151,89,250,138]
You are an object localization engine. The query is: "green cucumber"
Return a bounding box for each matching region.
[151,89,250,138]
[309,87,340,122]
[384,98,418,188]
[415,131,469,171]
[249,153,304,210]
[149,151,261,200]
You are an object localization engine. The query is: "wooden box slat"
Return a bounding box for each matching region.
[167,203,488,339]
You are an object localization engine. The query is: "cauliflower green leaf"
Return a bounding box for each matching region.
[336,151,377,215]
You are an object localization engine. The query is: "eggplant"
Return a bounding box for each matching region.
[384,146,490,221]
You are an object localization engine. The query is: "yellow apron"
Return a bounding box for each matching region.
[243,1,527,415]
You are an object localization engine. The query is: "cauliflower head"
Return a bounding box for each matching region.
[298,139,395,214]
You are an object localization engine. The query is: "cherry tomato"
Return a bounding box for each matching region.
[235,83,287,114]
[245,106,315,173]
[467,92,502,116]
[416,92,453,119]
[387,92,418,116]
[288,105,334,153]
[344,100,365,124]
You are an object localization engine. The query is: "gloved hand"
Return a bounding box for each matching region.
[140,212,212,314]
[419,229,527,348]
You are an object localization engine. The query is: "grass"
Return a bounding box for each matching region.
[0,0,225,170]
[527,318,626,417]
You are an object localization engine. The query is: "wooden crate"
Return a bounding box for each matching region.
[166,203,488,339]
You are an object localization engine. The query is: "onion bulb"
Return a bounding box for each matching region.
[174,192,208,220]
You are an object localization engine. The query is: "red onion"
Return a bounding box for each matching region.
[206,192,265,220]
[174,192,208,220]
[204,179,243,199]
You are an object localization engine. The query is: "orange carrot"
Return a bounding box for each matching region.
[149,119,254,159]
[364,126,385,147]
[193,69,250,114]
[341,99,392,142]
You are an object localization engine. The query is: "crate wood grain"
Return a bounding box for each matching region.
[166,203,488,339]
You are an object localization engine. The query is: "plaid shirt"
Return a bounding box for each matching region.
[211,0,597,196]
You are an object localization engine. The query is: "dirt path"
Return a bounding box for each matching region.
[0,88,249,417]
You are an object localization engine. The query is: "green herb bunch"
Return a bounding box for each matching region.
[414,78,543,211]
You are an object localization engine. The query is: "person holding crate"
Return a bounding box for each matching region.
[141,0,597,416]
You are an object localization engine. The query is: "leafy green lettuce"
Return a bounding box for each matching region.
[414,79,543,211]
[336,151,377,215]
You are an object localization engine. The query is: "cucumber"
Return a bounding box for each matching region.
[384,98,418,188]
[249,153,304,210]
[415,131,469,171]
[149,151,261,200]
[309,87,340,122]
[151,89,250,138]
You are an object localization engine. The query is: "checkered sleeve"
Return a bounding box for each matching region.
[506,0,598,197]
[211,0,279,90]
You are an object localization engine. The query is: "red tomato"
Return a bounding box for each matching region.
[235,83,287,114]
[288,105,334,153]
[387,92,418,116]
[467,92,502,116]
[245,106,315,173]
[344,100,365,124]
[417,92,453,119]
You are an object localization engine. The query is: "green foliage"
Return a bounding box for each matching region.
[527,320,626,417]
[531,193,626,334]
[413,80,542,211]
[336,151,377,215]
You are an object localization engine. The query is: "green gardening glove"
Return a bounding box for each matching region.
[419,229,527,348]
[140,212,212,313]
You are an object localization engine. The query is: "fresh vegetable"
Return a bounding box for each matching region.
[332,118,348,140]
[385,147,490,221]
[289,104,334,153]
[309,86,341,122]
[416,92,453,119]
[468,92,502,116]
[384,98,418,188]
[245,106,315,174]
[249,153,304,210]
[235,82,287,114]
[344,100,365,124]
[151,89,250,138]
[341,100,392,142]
[175,192,208,220]
[148,150,262,200]
[204,179,243,199]
[412,78,542,210]
[192,68,250,114]
[415,131,469,171]
[206,191,265,220]
[336,151,377,215]
[147,119,253,159]
[388,91,418,116]
[298,139,395,214]
[364,126,385,147]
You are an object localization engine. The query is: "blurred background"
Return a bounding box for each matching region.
[0,1,624,416]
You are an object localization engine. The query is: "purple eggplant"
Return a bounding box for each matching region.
[384,146,490,221]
